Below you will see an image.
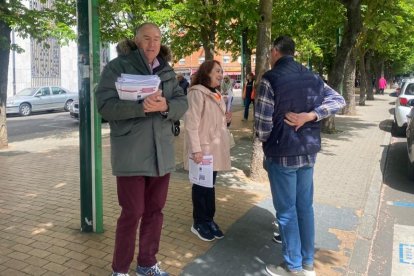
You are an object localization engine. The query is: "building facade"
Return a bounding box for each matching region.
[173,48,255,82]
[7,0,79,96]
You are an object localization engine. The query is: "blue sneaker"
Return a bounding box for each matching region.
[136,263,168,276]
[272,232,282,244]
[207,221,224,239]
[191,223,215,241]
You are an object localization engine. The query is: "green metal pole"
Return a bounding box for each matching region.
[77,0,93,233]
[89,0,103,233]
[77,0,103,233]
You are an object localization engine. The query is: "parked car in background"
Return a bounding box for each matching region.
[393,78,414,135]
[6,86,78,116]
[394,78,409,96]
[405,99,414,179]
[69,99,107,123]
[233,80,241,89]
[69,99,79,119]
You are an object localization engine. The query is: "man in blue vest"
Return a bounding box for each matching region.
[255,36,345,276]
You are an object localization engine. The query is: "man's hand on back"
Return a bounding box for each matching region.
[284,111,317,131]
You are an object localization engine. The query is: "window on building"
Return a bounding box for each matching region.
[179,58,185,65]
[237,56,242,64]
[252,55,256,64]
[223,55,230,64]
[198,57,205,64]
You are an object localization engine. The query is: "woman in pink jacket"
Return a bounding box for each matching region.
[183,60,232,242]
[379,76,387,95]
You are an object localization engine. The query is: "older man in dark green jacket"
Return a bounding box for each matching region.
[96,23,187,276]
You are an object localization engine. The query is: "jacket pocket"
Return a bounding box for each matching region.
[110,133,156,174]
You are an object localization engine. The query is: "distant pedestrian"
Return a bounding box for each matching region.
[255,35,345,276]
[177,73,189,95]
[378,76,387,95]
[242,72,256,121]
[183,60,232,242]
[96,22,188,276]
[221,75,234,126]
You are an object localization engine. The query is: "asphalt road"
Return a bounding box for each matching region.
[6,111,80,143]
[368,135,414,276]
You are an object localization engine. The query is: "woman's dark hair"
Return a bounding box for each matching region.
[193,60,222,88]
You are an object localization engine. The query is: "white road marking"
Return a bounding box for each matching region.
[393,224,414,276]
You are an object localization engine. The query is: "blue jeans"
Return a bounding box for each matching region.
[243,97,253,119]
[265,159,315,271]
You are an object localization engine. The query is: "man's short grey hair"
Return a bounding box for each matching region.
[272,36,295,56]
[135,22,161,37]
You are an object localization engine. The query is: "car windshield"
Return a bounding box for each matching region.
[17,88,38,96]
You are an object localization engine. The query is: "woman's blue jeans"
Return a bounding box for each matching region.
[265,158,315,271]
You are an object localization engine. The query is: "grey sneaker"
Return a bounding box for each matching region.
[302,263,316,276]
[266,263,305,276]
[112,273,129,276]
[136,263,168,276]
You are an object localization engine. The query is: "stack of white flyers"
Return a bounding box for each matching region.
[115,73,161,101]
[188,155,214,188]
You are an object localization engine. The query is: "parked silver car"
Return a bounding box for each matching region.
[6,86,78,116]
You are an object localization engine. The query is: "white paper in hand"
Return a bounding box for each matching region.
[115,74,161,101]
[188,155,214,188]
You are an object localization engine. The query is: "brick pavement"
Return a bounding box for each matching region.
[0,92,393,276]
[0,103,267,276]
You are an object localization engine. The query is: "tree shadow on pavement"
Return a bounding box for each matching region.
[0,150,30,156]
[317,116,378,157]
[181,199,347,276]
[379,119,393,134]
[181,203,279,276]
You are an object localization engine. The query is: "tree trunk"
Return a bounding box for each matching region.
[365,52,375,100]
[201,28,215,61]
[203,44,214,61]
[324,0,362,132]
[358,49,367,106]
[0,18,11,149]
[342,46,357,115]
[328,0,362,92]
[246,47,252,75]
[254,0,272,83]
[250,0,273,183]
[200,5,217,61]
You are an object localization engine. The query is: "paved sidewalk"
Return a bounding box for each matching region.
[0,92,393,276]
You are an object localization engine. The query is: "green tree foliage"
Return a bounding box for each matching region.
[271,0,345,73]
[98,0,164,43]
